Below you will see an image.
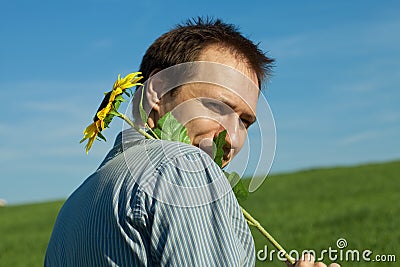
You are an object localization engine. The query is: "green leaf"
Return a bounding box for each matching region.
[97,131,107,142]
[103,115,113,129]
[213,130,227,168]
[108,109,121,117]
[139,87,148,124]
[123,90,131,97]
[154,112,191,144]
[232,179,249,203]
[113,100,121,111]
[224,171,249,203]
[102,103,121,129]
[114,95,127,103]
[224,170,240,185]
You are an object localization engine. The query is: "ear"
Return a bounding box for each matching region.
[147,109,158,129]
[144,69,162,128]
[132,69,162,128]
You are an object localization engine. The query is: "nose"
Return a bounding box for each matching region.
[219,114,246,157]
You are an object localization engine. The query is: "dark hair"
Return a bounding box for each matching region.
[139,17,274,86]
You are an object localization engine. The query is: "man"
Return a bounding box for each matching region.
[46,18,339,267]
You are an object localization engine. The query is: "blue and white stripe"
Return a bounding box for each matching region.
[45,130,255,266]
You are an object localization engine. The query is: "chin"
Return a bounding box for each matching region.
[221,158,231,168]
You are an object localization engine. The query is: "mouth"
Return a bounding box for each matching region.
[195,138,232,164]
[222,143,232,162]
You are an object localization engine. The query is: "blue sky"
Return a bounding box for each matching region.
[1,0,399,204]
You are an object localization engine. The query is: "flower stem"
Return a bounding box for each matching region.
[145,123,160,139]
[240,206,296,265]
[117,113,155,140]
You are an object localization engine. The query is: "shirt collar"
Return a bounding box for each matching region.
[98,128,146,169]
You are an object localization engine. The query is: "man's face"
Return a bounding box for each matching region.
[158,45,259,167]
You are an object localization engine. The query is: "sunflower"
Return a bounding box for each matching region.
[80,120,102,153]
[80,72,143,153]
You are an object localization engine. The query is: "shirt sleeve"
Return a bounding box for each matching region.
[140,147,255,267]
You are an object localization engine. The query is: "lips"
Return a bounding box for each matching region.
[222,143,232,162]
[194,135,233,164]
[223,155,230,162]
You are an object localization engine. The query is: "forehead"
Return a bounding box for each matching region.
[197,44,259,87]
[194,45,259,111]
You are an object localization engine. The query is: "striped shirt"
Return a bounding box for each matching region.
[45,130,255,266]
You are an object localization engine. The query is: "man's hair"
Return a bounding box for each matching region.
[139,17,274,86]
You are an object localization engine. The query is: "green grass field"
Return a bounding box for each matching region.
[1,160,399,266]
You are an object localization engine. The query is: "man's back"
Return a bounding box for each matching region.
[45,130,255,266]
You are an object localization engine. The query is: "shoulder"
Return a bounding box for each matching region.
[96,139,232,207]
[122,139,220,177]
[122,140,232,207]
[145,140,223,183]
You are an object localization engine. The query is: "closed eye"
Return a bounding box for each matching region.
[240,116,256,128]
[201,99,230,114]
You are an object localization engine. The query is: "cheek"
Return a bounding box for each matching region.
[184,118,220,140]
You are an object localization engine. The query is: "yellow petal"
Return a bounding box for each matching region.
[83,122,97,138]
[95,120,102,129]
[97,102,112,121]
[108,90,117,103]
[129,71,142,77]
[119,79,130,88]
[85,135,96,154]
[123,73,142,87]
[124,73,136,81]
[82,121,100,153]
[113,80,119,89]
[112,72,142,91]
[112,86,122,96]
[131,76,143,84]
